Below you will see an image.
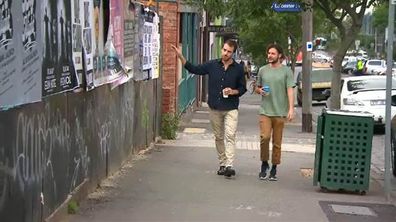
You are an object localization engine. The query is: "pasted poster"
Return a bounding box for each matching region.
[92,0,106,86]
[102,0,124,85]
[132,5,148,81]
[151,12,160,79]
[0,0,42,108]
[123,0,138,77]
[82,0,95,91]
[93,0,125,86]
[42,0,77,97]
[110,0,124,64]
[109,0,138,89]
[71,0,84,90]
[142,10,153,71]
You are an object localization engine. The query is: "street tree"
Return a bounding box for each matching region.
[184,0,307,72]
[373,2,389,31]
[224,1,302,71]
[183,0,335,71]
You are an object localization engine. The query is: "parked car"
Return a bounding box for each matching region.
[326,75,396,128]
[363,59,387,75]
[393,62,396,76]
[296,68,333,106]
[342,56,357,67]
[342,61,357,75]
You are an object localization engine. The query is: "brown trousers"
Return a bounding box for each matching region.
[259,115,286,165]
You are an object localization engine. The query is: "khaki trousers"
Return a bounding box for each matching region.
[259,115,286,165]
[209,109,238,167]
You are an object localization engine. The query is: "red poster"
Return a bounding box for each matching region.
[110,0,124,63]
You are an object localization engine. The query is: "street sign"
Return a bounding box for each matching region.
[306,41,313,51]
[206,26,237,33]
[355,40,360,50]
[272,1,302,12]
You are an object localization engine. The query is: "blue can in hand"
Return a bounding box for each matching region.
[263,85,270,94]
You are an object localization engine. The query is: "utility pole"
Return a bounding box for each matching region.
[301,0,313,132]
[384,0,395,201]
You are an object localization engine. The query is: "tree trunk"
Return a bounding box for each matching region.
[329,27,361,109]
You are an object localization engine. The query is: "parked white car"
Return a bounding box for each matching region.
[326,76,396,127]
[393,62,396,76]
[364,59,387,75]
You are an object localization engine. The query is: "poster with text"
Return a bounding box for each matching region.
[123,0,139,79]
[110,0,124,64]
[142,10,153,71]
[151,13,160,79]
[82,0,95,91]
[71,0,84,89]
[42,0,78,97]
[132,5,147,81]
[92,0,106,86]
[0,0,42,108]
[101,0,125,85]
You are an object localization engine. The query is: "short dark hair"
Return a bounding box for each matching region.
[266,43,284,56]
[224,39,238,53]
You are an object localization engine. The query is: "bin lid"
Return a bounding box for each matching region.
[323,109,374,118]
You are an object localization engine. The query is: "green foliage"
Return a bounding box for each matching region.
[373,2,392,32]
[161,113,180,140]
[226,0,303,66]
[183,0,225,19]
[67,200,79,214]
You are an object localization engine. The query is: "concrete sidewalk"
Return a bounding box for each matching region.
[66,91,396,222]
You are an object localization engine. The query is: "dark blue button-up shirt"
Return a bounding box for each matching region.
[184,59,246,111]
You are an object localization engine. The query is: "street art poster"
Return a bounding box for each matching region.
[151,13,160,79]
[82,0,95,91]
[110,0,124,64]
[42,0,78,97]
[102,0,125,85]
[0,0,42,108]
[109,0,139,89]
[71,0,84,90]
[92,0,106,87]
[93,0,125,86]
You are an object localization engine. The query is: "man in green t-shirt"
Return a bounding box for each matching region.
[255,43,295,181]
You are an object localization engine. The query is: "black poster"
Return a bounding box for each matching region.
[42,0,77,97]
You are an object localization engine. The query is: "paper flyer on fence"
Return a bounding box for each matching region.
[0,0,42,108]
[82,0,95,91]
[42,0,78,97]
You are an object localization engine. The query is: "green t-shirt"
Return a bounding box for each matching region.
[257,64,294,116]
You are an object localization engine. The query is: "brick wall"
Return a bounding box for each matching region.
[159,1,179,114]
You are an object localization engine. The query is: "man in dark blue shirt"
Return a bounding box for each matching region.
[171,39,246,178]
